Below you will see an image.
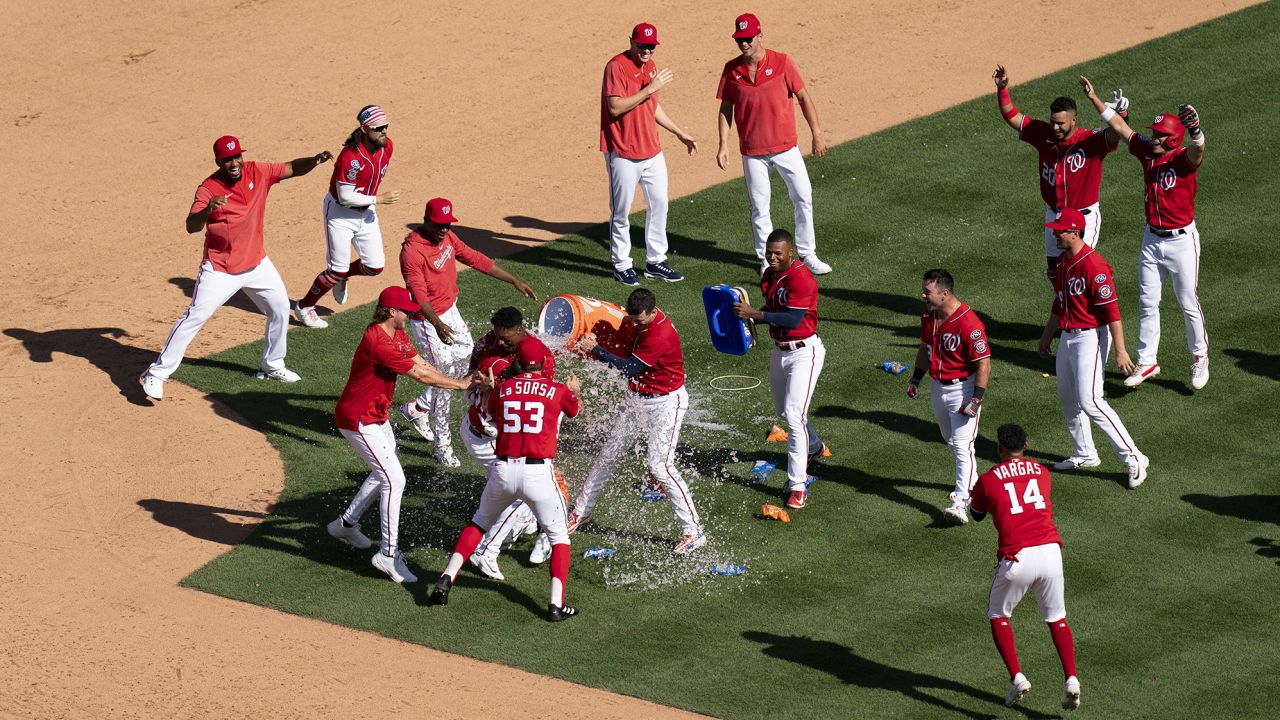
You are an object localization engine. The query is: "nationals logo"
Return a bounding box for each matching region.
[974,339,988,354]
[1099,286,1113,299]
[942,332,961,352]
[431,243,456,270]
[970,329,982,340]
[225,140,237,152]
[774,287,789,306]
[1158,168,1177,191]
[643,27,654,37]
[1094,274,1106,283]
[1067,277,1087,296]
[1066,148,1087,173]
[346,159,361,182]
[739,20,749,29]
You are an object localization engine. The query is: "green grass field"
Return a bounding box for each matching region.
[173,5,1279,717]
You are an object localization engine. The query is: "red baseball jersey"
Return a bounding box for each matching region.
[190,161,287,274]
[1019,120,1116,210]
[334,323,419,431]
[761,260,819,342]
[1128,134,1198,229]
[627,309,685,394]
[970,457,1063,561]
[399,229,496,315]
[716,50,806,157]
[1051,246,1121,330]
[600,52,661,160]
[920,303,990,382]
[466,355,512,436]
[488,373,581,459]
[328,138,394,203]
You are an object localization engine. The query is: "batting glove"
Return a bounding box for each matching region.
[907,381,920,400]
[1178,103,1201,135]
[961,396,983,417]
[1106,89,1130,117]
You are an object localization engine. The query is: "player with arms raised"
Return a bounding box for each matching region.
[970,423,1082,711]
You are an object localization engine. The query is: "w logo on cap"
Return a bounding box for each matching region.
[739,20,749,29]
[644,27,653,36]
[442,205,451,214]
[226,140,236,151]
[1153,115,1164,123]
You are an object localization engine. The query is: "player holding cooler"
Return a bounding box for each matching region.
[907,269,990,524]
[970,423,1082,711]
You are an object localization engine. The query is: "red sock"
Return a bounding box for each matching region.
[990,617,1021,679]
[348,259,383,277]
[549,543,570,606]
[298,269,344,308]
[1048,618,1078,678]
[451,524,485,563]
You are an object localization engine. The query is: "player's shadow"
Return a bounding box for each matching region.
[1183,493,1280,567]
[168,276,263,315]
[136,499,267,545]
[1111,375,1193,397]
[504,215,759,271]
[741,631,1054,719]
[678,445,781,497]
[1224,347,1279,382]
[403,223,541,261]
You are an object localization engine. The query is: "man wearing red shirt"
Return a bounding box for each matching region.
[716,13,831,276]
[993,65,1125,274]
[324,287,473,584]
[139,136,332,401]
[1039,209,1149,488]
[906,269,991,524]
[734,230,827,509]
[1082,76,1210,391]
[570,288,706,555]
[293,105,401,328]
[397,197,537,468]
[429,342,583,622]
[601,22,698,286]
[969,423,1081,711]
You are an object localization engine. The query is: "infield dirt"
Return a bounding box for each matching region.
[0,1,1257,717]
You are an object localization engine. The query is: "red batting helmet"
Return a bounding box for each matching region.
[478,354,512,380]
[1147,114,1184,150]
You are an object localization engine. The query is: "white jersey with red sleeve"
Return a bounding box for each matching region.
[488,373,581,459]
[970,457,1063,560]
[1051,247,1121,330]
[329,138,394,204]
[628,310,685,395]
[1019,121,1116,210]
[921,303,990,382]
[761,260,819,342]
[1128,134,1198,229]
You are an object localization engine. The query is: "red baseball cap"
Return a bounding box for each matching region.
[478,354,512,378]
[516,338,545,371]
[1045,209,1086,232]
[631,23,660,45]
[213,135,244,160]
[425,197,458,224]
[377,286,421,313]
[732,13,762,39]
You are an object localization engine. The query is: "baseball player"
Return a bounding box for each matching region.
[139,136,332,401]
[324,286,474,584]
[1039,209,1150,488]
[970,423,1082,711]
[429,342,583,622]
[293,105,401,328]
[733,230,827,510]
[993,65,1126,275]
[1080,76,1210,391]
[398,197,537,468]
[569,288,705,555]
[716,13,832,275]
[600,22,699,286]
[906,269,991,524]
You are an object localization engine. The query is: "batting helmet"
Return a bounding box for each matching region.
[1147,114,1184,150]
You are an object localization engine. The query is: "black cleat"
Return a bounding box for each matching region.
[548,603,579,622]
[429,575,452,606]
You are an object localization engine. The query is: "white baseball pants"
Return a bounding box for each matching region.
[771,337,826,492]
[988,543,1067,622]
[929,377,982,503]
[1056,328,1141,463]
[461,419,538,559]
[473,458,569,547]
[322,194,385,273]
[409,305,473,446]
[1043,203,1101,258]
[743,146,816,260]
[148,257,289,379]
[338,420,407,556]
[573,387,701,535]
[1135,222,1208,366]
[605,151,669,271]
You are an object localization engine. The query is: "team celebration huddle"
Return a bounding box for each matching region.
[136,11,1216,713]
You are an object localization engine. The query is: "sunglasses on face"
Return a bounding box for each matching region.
[635,43,656,51]
[736,35,756,45]
[370,125,389,133]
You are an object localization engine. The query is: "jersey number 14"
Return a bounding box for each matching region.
[1004,479,1046,515]
[502,400,545,434]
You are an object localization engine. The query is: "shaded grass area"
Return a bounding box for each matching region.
[172,6,1280,718]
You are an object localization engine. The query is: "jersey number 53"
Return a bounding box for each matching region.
[502,400,545,433]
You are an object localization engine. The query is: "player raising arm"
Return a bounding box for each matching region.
[1080,75,1210,391]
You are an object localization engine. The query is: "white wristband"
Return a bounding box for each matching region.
[1100,107,1116,122]
[1189,131,1205,146]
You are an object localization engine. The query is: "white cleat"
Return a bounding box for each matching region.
[942,503,969,525]
[1190,355,1209,390]
[371,551,418,583]
[327,518,373,549]
[257,367,301,383]
[398,402,435,442]
[332,278,349,305]
[469,553,505,581]
[801,254,833,275]
[1123,363,1160,387]
[434,445,462,468]
[293,301,329,329]
[529,532,551,565]
[673,531,708,556]
[139,371,165,401]
[1062,676,1081,711]
[1005,672,1032,706]
[1127,453,1150,489]
[1054,455,1101,471]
